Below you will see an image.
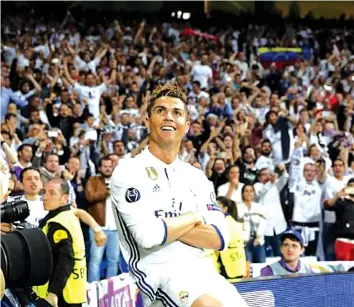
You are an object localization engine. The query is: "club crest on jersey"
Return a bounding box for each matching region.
[179,291,189,303]
[125,188,141,203]
[146,167,158,180]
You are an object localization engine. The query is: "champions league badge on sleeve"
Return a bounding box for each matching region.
[125,188,141,203]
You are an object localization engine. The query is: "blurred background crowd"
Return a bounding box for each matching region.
[1,1,354,284]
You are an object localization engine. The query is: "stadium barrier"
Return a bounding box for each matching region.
[83,273,139,307]
[237,273,354,307]
[84,270,354,307]
[250,258,354,277]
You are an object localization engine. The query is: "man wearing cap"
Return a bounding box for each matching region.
[260,229,313,276]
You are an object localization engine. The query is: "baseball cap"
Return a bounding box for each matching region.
[280,229,304,246]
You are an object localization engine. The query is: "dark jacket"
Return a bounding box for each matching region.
[84,175,109,226]
[328,197,354,239]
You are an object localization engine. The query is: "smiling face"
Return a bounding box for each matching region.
[147,96,190,150]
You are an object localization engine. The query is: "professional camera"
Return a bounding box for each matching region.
[1,229,53,306]
[0,200,30,223]
[0,200,53,305]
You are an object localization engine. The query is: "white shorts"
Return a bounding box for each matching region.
[141,261,248,307]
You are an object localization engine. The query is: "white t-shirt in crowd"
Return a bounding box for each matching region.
[191,64,212,89]
[7,194,47,227]
[217,182,244,205]
[75,55,100,73]
[74,83,107,119]
[323,174,354,223]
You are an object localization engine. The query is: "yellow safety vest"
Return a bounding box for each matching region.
[34,210,87,304]
[208,215,247,279]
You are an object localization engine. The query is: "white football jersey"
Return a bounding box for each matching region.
[111,147,229,301]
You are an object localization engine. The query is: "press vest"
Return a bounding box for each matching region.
[34,210,87,304]
[269,260,313,276]
[216,216,247,278]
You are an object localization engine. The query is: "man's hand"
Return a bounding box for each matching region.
[94,229,107,247]
[253,237,261,247]
[1,223,13,235]
[45,292,58,307]
[277,163,286,172]
[270,173,278,184]
[194,212,206,227]
[336,188,348,199]
[38,138,48,152]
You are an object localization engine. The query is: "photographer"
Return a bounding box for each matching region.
[34,178,87,307]
[1,159,52,307]
[324,178,354,260]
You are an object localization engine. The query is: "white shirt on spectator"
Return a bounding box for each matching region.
[7,194,47,227]
[237,201,267,245]
[74,83,107,119]
[75,55,100,73]
[290,179,322,224]
[254,172,289,236]
[233,60,249,80]
[323,174,353,223]
[188,90,210,105]
[263,123,294,164]
[255,155,275,173]
[13,89,36,104]
[191,64,212,89]
[17,54,30,68]
[217,182,244,205]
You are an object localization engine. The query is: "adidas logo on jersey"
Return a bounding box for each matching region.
[152,184,161,193]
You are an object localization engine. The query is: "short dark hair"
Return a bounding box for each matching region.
[99,156,113,168]
[281,234,303,247]
[113,140,124,147]
[1,131,11,140]
[20,167,41,183]
[191,120,201,126]
[85,113,94,121]
[147,83,188,118]
[316,158,326,165]
[49,178,70,195]
[192,81,201,88]
[17,143,33,156]
[5,113,16,121]
[261,139,271,146]
[43,153,59,164]
[333,158,345,166]
[347,178,354,186]
[30,107,40,114]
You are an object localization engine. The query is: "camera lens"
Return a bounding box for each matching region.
[1,228,53,288]
[0,200,29,223]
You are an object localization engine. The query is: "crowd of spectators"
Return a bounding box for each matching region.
[1,8,354,283]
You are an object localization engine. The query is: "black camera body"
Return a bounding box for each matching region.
[1,200,30,223]
[0,199,53,303]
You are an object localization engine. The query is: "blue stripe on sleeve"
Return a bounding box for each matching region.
[160,219,168,246]
[211,224,225,251]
